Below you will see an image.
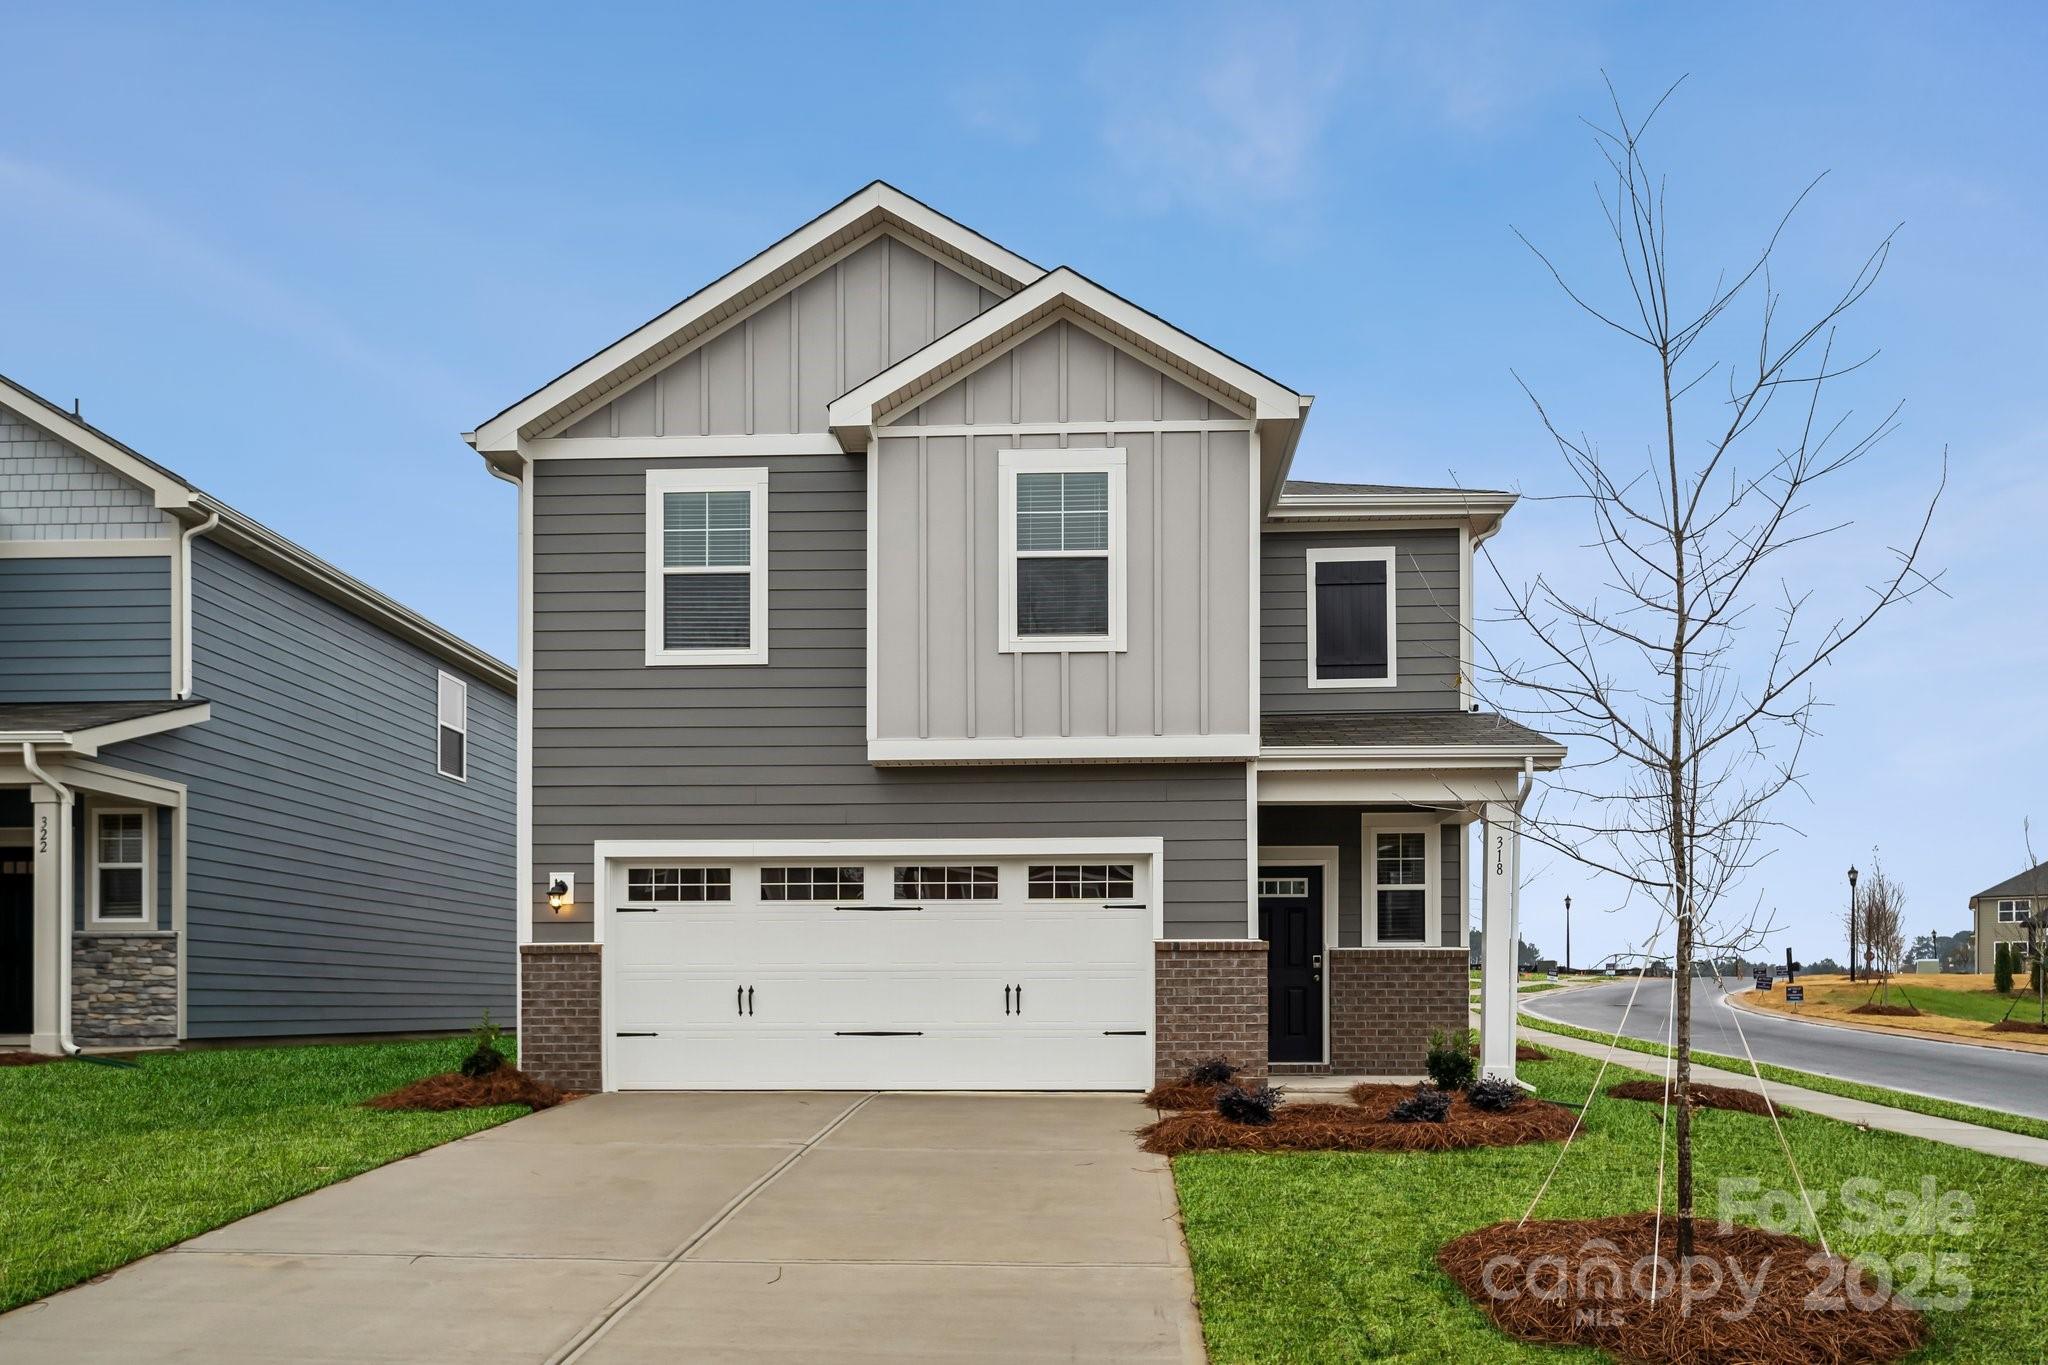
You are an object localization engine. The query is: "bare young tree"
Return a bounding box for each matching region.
[1857,857,1907,1005]
[1477,78,1943,1257]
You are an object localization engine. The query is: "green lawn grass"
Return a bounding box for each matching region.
[1518,1013,2048,1145]
[1881,981,2044,1026]
[0,1039,531,1312]
[1175,1052,2044,1362]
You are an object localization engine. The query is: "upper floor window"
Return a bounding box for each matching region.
[998,449,1126,653]
[1307,546,1395,689]
[1998,899,2034,923]
[645,467,768,666]
[436,671,468,780]
[90,808,150,926]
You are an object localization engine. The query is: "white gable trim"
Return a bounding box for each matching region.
[469,183,1045,454]
[828,268,1306,449]
[0,379,193,512]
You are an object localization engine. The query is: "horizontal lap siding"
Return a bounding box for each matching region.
[110,538,515,1036]
[1260,528,1461,712]
[1259,806,1465,948]
[0,556,171,701]
[533,453,1249,942]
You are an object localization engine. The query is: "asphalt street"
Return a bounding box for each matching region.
[1521,976,2048,1121]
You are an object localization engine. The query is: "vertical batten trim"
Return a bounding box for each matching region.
[696,342,709,436]
[788,291,801,433]
[1247,428,1262,743]
[1009,349,1020,423]
[1198,432,1210,735]
[1104,337,1117,422]
[1011,652,1023,737]
[964,440,977,740]
[835,263,847,397]
[653,372,666,437]
[1057,322,1069,422]
[1059,652,1071,737]
[1151,435,1164,736]
[917,437,929,739]
[864,428,880,748]
[880,236,891,362]
[742,318,755,436]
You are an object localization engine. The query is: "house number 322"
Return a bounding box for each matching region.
[37,812,50,853]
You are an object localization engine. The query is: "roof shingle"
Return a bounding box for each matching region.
[1261,710,1562,751]
[0,699,209,735]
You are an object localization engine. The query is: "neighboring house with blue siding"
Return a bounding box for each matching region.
[0,375,515,1054]
[465,184,1562,1095]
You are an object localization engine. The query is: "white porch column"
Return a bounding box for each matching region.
[28,784,70,1055]
[1479,800,1522,1083]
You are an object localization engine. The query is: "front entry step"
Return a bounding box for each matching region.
[1269,1061,1333,1076]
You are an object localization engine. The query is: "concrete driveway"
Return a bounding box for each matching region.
[0,1092,1204,1363]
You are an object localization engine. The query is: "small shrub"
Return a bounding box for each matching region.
[1216,1083,1281,1126]
[1389,1086,1452,1123]
[1425,1028,1477,1091]
[1187,1056,1239,1086]
[459,1010,506,1079]
[1466,1076,1523,1112]
[1994,943,2013,994]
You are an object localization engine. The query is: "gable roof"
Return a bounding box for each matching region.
[466,182,1046,460]
[0,699,213,756]
[1268,477,1518,533]
[827,266,1311,502]
[0,374,514,693]
[1974,861,2048,901]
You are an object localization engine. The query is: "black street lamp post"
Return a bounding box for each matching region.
[1564,895,1572,975]
[1847,865,1860,984]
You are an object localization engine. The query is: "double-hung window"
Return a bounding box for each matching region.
[1999,899,2033,923]
[1365,819,1437,946]
[999,448,1125,652]
[436,671,468,780]
[1307,546,1395,687]
[646,467,768,666]
[90,808,151,926]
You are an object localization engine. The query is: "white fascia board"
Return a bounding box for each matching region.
[870,734,1258,764]
[594,835,1165,861]
[1257,743,1565,769]
[1257,767,1519,806]
[470,183,1046,454]
[1267,491,1519,527]
[828,268,1306,448]
[0,379,194,512]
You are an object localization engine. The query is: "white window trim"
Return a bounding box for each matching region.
[997,447,1127,654]
[644,466,769,667]
[436,670,469,782]
[88,806,154,929]
[1360,813,1440,948]
[1998,899,2033,923]
[1306,545,1398,690]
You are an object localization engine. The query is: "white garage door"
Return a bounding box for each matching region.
[604,850,1155,1090]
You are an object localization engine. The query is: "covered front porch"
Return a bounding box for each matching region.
[1253,710,1564,1083]
[1,701,208,1054]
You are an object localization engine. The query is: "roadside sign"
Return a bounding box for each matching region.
[1785,985,1805,1004]
[1754,970,1771,990]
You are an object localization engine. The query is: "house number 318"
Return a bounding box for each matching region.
[1494,834,1505,876]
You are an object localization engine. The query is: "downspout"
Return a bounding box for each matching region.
[175,511,221,699]
[21,743,79,1056]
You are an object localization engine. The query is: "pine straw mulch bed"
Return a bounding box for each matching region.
[0,1051,64,1067]
[363,1066,568,1112]
[1988,1018,2048,1034]
[1438,1212,1930,1364]
[1139,1085,1577,1155]
[1142,1079,1229,1111]
[1848,1002,1920,1017]
[1605,1079,1777,1118]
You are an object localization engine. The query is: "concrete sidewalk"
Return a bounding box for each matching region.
[0,1092,1204,1363]
[1514,1018,2048,1167]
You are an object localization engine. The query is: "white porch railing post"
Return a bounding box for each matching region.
[1479,800,1521,1082]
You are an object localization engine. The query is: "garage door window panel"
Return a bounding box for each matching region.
[1027,864,1136,901]
[894,865,999,900]
[626,866,732,903]
[761,866,863,901]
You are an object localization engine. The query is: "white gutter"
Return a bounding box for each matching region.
[175,511,220,700]
[20,743,79,1057]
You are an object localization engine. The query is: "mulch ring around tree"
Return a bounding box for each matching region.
[363,1066,568,1112]
[1987,1018,2048,1035]
[1138,1085,1577,1155]
[1438,1212,1930,1365]
[1605,1079,1777,1118]
[1848,1002,1920,1017]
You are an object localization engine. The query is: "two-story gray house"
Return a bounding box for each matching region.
[467,184,1560,1092]
[1,376,515,1055]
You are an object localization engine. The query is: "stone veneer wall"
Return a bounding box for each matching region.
[1155,939,1268,1082]
[71,933,178,1047]
[520,943,602,1091]
[1327,947,1469,1075]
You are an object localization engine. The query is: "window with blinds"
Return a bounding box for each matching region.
[646,468,768,665]
[1308,547,1395,687]
[1000,451,1125,651]
[1372,830,1429,944]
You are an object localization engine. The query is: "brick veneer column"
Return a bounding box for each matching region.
[519,944,602,1091]
[1154,939,1269,1082]
[1327,947,1469,1075]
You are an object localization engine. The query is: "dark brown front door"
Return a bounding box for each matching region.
[0,854,31,1036]
[1258,866,1324,1063]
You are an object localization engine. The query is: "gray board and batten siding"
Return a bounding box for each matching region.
[1260,526,1463,713]
[874,319,1254,746]
[557,233,1003,439]
[530,450,1251,944]
[105,537,516,1037]
[0,556,172,703]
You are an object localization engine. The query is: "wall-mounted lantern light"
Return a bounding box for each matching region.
[547,873,574,914]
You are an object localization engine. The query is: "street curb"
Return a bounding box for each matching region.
[1725,986,2048,1058]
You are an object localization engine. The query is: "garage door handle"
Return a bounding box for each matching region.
[1004,985,1012,1015]
[1015,983,1023,1014]
[747,986,754,1016]
[736,985,743,1017]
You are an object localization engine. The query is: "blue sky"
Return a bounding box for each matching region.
[4,2,2042,965]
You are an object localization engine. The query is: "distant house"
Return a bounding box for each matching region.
[2,376,515,1054]
[1970,862,2045,973]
